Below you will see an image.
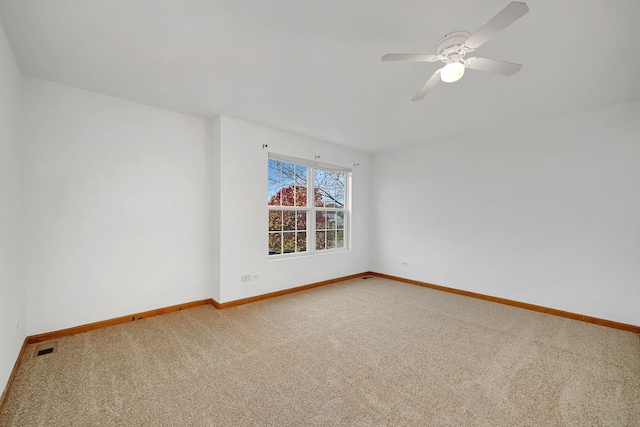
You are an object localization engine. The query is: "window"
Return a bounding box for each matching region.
[268,155,349,256]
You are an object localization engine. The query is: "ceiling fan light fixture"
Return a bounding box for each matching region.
[441,62,465,83]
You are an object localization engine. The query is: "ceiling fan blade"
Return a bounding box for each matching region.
[464,2,529,50]
[466,57,522,76]
[412,69,442,101]
[382,54,437,62]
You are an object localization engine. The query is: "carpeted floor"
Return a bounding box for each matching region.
[1,276,639,426]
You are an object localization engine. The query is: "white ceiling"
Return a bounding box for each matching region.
[1,0,639,153]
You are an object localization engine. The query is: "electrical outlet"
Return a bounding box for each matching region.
[401,261,409,267]
[252,274,260,281]
[241,274,251,282]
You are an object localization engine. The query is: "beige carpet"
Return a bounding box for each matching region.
[1,277,639,426]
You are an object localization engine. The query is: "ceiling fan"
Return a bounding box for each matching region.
[382,1,529,101]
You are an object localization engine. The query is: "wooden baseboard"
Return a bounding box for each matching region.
[212,272,369,309]
[26,298,214,344]
[24,271,368,344]
[367,272,640,334]
[0,338,29,414]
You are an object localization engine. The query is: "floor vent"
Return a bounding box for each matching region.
[33,341,58,358]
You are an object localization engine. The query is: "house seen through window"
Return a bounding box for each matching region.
[268,155,349,256]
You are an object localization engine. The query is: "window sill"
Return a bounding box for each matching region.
[268,247,349,260]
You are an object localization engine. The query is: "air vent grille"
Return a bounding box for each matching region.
[33,341,58,358]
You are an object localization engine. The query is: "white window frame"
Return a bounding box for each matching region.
[268,154,351,258]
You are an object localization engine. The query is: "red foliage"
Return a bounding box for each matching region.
[268,185,322,207]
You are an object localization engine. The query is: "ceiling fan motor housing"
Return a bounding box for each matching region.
[436,31,471,57]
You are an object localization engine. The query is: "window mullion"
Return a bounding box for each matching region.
[308,166,315,254]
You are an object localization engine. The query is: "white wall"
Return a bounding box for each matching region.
[371,101,640,326]
[22,77,212,335]
[216,116,370,303]
[0,21,25,395]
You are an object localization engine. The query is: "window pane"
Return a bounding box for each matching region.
[268,159,282,206]
[321,191,335,208]
[268,159,281,176]
[336,229,344,248]
[326,230,336,249]
[281,162,295,184]
[314,168,327,188]
[268,210,282,232]
[314,169,326,207]
[333,190,345,208]
[279,161,295,206]
[315,231,326,250]
[294,185,307,207]
[313,188,324,207]
[296,211,307,230]
[283,211,295,231]
[268,185,280,206]
[294,165,307,186]
[316,211,326,230]
[314,169,346,208]
[267,159,280,206]
[327,212,336,230]
[269,233,281,255]
[280,186,295,206]
[283,232,295,254]
[296,232,307,252]
[336,211,344,229]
